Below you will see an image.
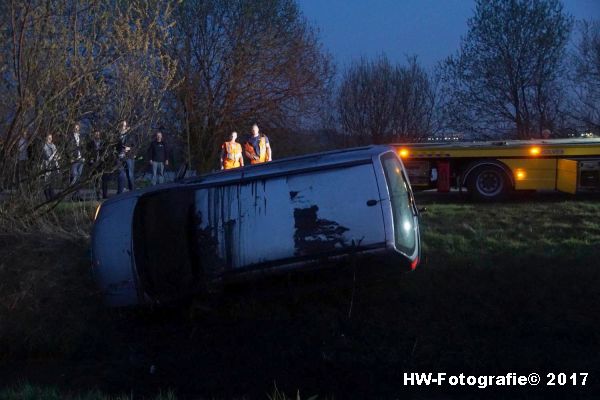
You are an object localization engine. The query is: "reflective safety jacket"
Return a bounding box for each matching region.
[222,141,242,169]
[245,136,268,164]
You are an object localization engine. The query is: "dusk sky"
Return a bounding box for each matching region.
[297,0,600,71]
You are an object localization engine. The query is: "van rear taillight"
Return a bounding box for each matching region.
[410,257,419,270]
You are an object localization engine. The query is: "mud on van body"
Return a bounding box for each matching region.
[91,146,421,306]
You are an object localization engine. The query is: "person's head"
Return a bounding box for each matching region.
[46,134,53,143]
[93,130,101,139]
[74,123,80,134]
[156,131,163,142]
[252,124,259,136]
[120,120,128,133]
[541,129,551,139]
[229,131,238,141]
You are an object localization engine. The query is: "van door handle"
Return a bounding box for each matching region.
[366,199,378,207]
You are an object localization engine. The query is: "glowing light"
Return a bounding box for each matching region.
[515,168,526,180]
[403,221,412,231]
[94,204,102,221]
[530,146,541,156]
[399,148,409,158]
[410,257,419,270]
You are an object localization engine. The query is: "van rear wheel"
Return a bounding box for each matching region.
[468,166,510,201]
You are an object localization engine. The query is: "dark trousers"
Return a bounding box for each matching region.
[117,158,135,193]
[70,161,84,185]
[93,172,111,199]
[15,160,27,189]
[70,161,84,199]
[43,186,54,201]
[151,161,165,185]
[42,161,57,201]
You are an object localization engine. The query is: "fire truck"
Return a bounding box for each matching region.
[393,138,600,200]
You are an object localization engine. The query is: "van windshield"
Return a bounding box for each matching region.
[381,153,416,255]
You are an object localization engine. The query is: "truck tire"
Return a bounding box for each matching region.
[468,165,510,201]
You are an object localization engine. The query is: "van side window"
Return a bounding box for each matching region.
[381,153,416,255]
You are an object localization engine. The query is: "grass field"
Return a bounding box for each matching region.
[0,193,599,399]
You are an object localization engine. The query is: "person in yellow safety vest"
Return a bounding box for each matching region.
[220,131,244,170]
[243,123,272,165]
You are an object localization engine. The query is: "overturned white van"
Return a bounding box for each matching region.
[91,145,421,306]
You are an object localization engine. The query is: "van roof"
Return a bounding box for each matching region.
[184,145,393,186]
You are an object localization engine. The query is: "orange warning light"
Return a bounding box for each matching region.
[530,146,541,156]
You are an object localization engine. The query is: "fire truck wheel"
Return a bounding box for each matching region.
[468,165,510,201]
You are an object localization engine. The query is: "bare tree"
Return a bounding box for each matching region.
[338,56,436,144]
[338,57,395,144]
[170,0,333,172]
[440,0,572,139]
[392,57,438,140]
[571,20,600,131]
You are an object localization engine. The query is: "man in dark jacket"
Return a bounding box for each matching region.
[148,131,169,185]
[68,122,85,200]
[16,131,29,189]
[243,123,272,165]
[42,133,59,201]
[88,130,110,200]
[116,120,136,193]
